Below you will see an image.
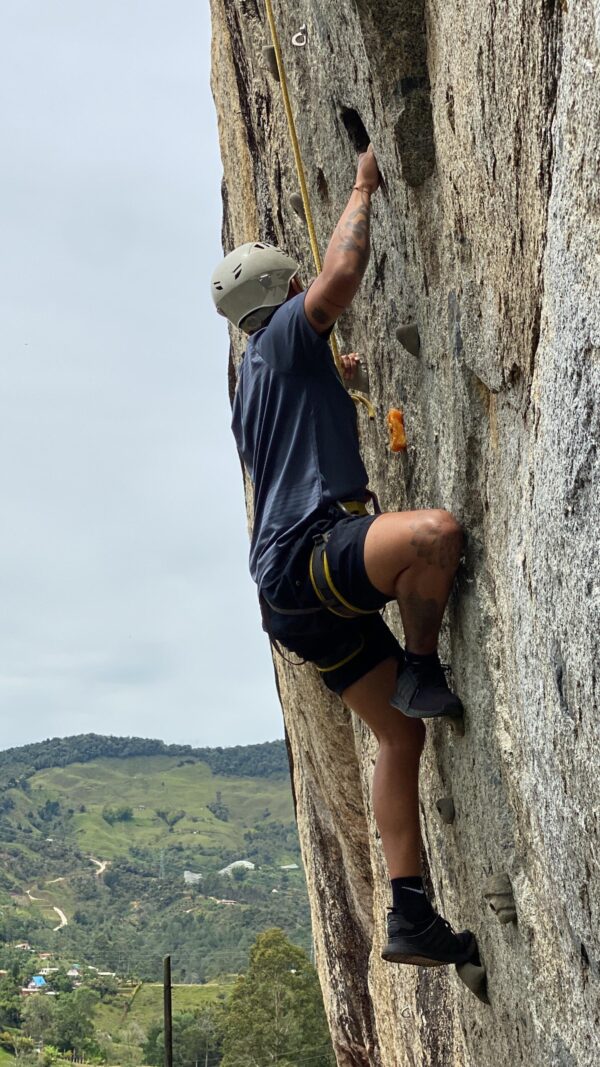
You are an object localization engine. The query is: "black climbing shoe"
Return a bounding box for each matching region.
[382,908,476,967]
[390,654,464,731]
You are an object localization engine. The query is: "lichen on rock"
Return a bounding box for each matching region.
[209,1,600,1064]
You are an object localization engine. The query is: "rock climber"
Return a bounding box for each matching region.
[211,145,475,968]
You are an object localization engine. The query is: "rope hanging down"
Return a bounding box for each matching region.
[264,0,375,418]
[263,0,323,278]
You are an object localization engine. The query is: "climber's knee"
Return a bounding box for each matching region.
[410,509,463,572]
[375,710,426,757]
[365,510,462,596]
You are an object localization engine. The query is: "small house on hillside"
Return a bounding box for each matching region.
[26,976,47,992]
[183,870,203,885]
[218,859,255,877]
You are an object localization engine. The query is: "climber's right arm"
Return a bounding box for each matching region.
[304,144,381,335]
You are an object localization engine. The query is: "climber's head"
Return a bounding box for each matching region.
[211,242,301,334]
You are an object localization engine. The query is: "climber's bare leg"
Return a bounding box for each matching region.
[364,510,463,653]
[342,657,425,878]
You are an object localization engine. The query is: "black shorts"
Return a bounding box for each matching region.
[260,509,403,694]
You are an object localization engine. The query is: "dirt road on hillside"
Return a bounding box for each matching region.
[52,906,68,931]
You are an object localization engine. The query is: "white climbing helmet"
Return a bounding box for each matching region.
[211,241,299,333]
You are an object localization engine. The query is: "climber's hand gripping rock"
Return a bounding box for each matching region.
[355,144,382,194]
[340,352,361,381]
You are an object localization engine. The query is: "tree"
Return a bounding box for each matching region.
[22,994,56,1045]
[46,969,73,994]
[87,973,119,999]
[38,800,60,821]
[220,929,335,1067]
[0,1030,34,1058]
[143,1005,225,1067]
[0,976,22,1028]
[52,987,98,1055]
[102,805,133,825]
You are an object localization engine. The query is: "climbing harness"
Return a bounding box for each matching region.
[263,0,375,419]
[307,492,380,620]
[262,495,380,628]
[309,535,380,620]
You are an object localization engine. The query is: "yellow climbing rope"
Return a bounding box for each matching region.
[264,0,375,419]
[264,0,323,279]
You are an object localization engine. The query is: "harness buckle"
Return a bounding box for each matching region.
[336,499,368,517]
[335,490,381,517]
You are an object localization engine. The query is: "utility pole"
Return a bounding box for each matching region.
[163,955,173,1067]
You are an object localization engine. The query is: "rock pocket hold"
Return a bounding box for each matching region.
[483,873,517,924]
[396,323,421,357]
[289,192,307,224]
[456,943,490,1004]
[436,797,456,824]
[262,46,280,82]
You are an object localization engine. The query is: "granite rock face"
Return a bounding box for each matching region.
[210,2,599,1064]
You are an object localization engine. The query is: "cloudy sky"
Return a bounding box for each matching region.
[0,1,283,750]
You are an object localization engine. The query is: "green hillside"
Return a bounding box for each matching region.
[93,980,232,1064]
[0,736,309,983]
[31,755,294,858]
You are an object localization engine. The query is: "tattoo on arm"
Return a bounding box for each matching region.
[336,204,371,273]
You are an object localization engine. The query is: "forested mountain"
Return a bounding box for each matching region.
[0,736,309,983]
[0,735,289,785]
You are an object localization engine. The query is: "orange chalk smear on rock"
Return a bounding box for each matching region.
[387,408,407,452]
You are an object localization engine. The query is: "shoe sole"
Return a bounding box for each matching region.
[393,703,465,736]
[381,951,451,967]
[382,932,476,968]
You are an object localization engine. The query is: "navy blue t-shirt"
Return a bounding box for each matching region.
[231,292,369,591]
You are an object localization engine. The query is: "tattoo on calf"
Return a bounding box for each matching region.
[311,305,330,324]
[403,592,442,645]
[438,529,462,570]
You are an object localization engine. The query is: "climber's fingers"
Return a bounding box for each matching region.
[340,352,361,380]
[355,144,381,194]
